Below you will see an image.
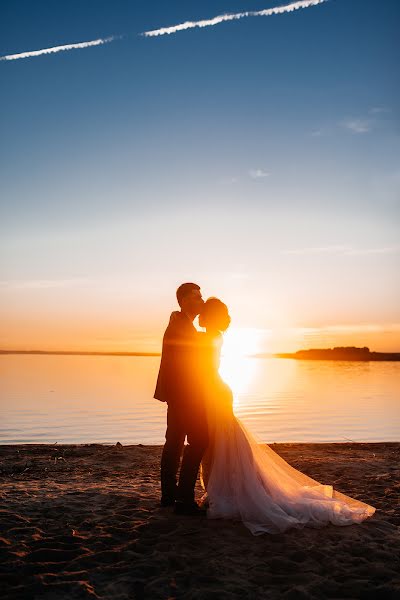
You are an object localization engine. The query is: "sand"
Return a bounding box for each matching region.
[1,442,399,599]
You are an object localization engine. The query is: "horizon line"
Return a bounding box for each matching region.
[1,347,399,358]
[0,349,161,357]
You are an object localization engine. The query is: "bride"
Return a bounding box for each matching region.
[198,298,376,536]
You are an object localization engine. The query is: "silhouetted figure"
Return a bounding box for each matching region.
[154,283,208,515]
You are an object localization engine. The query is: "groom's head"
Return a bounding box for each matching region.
[176,282,204,317]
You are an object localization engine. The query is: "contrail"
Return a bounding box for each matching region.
[0,0,328,62]
[142,0,328,37]
[0,35,121,61]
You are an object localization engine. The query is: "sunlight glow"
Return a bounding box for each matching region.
[219,328,263,399]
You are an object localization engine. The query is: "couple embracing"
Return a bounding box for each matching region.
[154,283,375,535]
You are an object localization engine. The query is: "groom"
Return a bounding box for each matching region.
[154,283,208,515]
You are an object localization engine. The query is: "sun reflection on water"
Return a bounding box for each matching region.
[219,328,262,402]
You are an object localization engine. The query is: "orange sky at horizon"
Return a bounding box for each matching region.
[1,225,399,355]
[1,271,400,352]
[2,201,399,356]
[2,315,400,354]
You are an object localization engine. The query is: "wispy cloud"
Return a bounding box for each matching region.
[314,106,391,138]
[341,118,371,134]
[283,245,350,255]
[219,176,239,185]
[249,168,270,179]
[345,246,400,256]
[0,35,121,62]
[369,106,390,115]
[283,245,400,255]
[142,0,328,37]
[0,278,95,289]
[293,322,400,335]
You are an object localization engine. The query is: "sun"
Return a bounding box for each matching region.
[219,327,261,397]
[222,327,261,358]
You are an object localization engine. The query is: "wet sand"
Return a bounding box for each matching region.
[1,443,399,599]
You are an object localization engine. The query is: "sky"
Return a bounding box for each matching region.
[0,0,399,353]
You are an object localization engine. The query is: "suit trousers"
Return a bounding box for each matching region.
[161,402,208,505]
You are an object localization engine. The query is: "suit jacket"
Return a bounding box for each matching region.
[154,311,202,409]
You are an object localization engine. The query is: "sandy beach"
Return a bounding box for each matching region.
[1,442,399,599]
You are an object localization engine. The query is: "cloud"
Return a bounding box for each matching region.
[249,169,270,179]
[314,107,390,138]
[0,278,95,289]
[142,0,328,37]
[219,176,239,185]
[283,245,400,255]
[369,106,390,114]
[344,246,400,256]
[0,35,121,61]
[283,245,350,255]
[341,119,371,134]
[294,323,400,334]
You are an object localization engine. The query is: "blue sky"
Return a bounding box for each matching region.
[0,0,399,352]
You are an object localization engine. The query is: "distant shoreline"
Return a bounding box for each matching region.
[1,347,400,361]
[0,350,161,357]
[271,347,400,362]
[271,355,400,362]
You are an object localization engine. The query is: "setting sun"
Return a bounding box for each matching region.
[219,328,263,397]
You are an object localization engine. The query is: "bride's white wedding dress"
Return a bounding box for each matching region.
[200,332,376,536]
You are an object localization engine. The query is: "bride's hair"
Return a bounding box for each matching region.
[199,297,231,332]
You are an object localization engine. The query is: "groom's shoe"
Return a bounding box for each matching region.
[173,501,206,516]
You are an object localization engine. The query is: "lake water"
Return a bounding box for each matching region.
[0,355,399,444]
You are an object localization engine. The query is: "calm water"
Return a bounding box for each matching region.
[0,355,399,444]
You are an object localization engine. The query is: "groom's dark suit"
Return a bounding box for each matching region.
[155,311,208,505]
